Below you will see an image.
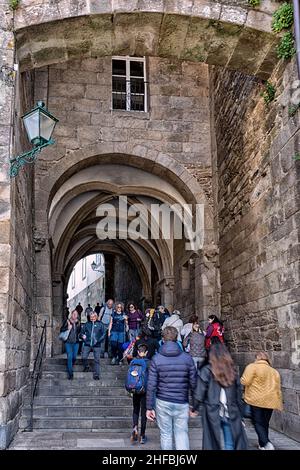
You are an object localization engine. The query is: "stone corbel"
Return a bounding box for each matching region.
[52,272,63,286]
[203,243,219,268]
[33,231,46,252]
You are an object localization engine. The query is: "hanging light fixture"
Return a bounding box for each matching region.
[10,101,59,178]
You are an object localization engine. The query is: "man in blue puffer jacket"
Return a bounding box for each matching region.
[146,326,197,450]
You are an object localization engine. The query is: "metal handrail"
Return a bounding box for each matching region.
[26,320,47,432]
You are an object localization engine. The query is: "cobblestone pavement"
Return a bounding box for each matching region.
[9,422,300,450]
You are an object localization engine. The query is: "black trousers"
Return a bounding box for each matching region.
[251,406,273,447]
[132,394,147,436]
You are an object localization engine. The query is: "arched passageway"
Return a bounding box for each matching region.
[37,155,217,355]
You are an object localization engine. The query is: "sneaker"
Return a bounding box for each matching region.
[258,445,266,450]
[139,435,147,444]
[93,376,100,380]
[83,367,89,372]
[130,429,138,443]
[68,374,73,380]
[111,358,116,365]
[264,442,275,450]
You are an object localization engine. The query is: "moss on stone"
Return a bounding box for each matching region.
[182,45,205,62]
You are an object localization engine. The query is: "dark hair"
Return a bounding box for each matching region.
[127,301,137,311]
[209,343,235,387]
[189,315,199,324]
[137,344,148,354]
[211,336,222,345]
[162,326,178,342]
[208,315,223,326]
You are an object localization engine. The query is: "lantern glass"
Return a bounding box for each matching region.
[23,109,40,145]
[40,110,57,142]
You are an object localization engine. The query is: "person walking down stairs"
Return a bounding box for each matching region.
[109,302,128,365]
[81,311,106,380]
[60,310,81,380]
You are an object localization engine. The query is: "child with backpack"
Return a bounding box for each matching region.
[125,343,149,444]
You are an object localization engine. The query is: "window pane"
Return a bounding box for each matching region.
[112,92,126,110]
[130,78,145,94]
[130,94,145,111]
[112,59,126,76]
[112,76,126,93]
[130,61,144,77]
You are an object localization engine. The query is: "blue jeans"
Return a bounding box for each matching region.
[129,328,139,341]
[156,398,190,450]
[100,323,111,356]
[65,342,79,376]
[220,417,234,450]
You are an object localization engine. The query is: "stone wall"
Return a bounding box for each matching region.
[34,56,211,181]
[211,59,300,441]
[67,277,105,314]
[0,3,35,449]
[114,254,143,308]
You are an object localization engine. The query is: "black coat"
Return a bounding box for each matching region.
[146,341,197,409]
[193,365,248,450]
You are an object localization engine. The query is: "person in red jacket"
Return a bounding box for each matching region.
[205,315,224,349]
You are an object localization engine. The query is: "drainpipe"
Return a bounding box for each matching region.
[293,0,300,79]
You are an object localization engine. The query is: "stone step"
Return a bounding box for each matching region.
[41,371,127,379]
[23,396,132,407]
[35,378,126,388]
[25,386,128,397]
[22,405,133,418]
[44,357,118,365]
[43,364,127,372]
[19,416,202,430]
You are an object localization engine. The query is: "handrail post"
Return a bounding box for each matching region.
[26,320,47,432]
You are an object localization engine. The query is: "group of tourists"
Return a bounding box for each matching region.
[60,300,283,451]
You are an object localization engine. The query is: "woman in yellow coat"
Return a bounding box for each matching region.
[241,352,283,450]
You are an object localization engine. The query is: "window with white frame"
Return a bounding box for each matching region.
[71,268,75,289]
[112,56,147,112]
[82,257,86,280]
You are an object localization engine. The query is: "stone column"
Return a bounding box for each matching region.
[0,1,16,449]
[52,272,65,356]
[196,244,220,324]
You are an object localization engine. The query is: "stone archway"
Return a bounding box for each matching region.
[34,150,218,355]
[15,0,280,79]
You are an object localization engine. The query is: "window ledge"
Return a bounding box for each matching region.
[110,110,150,119]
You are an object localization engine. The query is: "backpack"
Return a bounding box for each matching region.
[125,358,148,395]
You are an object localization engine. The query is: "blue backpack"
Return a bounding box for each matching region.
[125,358,148,395]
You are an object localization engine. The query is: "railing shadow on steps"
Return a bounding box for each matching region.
[24,320,47,432]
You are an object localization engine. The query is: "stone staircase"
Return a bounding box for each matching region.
[20,355,201,432]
